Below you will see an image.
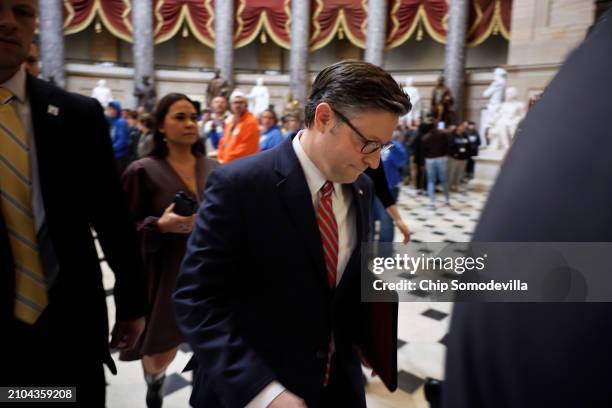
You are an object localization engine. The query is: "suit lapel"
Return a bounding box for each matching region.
[274,138,330,292]
[26,75,63,213]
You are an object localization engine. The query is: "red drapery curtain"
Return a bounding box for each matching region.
[62,0,512,49]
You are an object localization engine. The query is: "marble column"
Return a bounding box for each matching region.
[444,0,469,123]
[364,0,387,66]
[132,0,154,106]
[38,0,65,88]
[215,0,234,85]
[289,0,311,111]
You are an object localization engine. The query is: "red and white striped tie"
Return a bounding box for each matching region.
[316,181,338,385]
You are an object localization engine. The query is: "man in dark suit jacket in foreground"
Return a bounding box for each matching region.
[174,61,411,408]
[442,10,612,408]
[0,1,147,405]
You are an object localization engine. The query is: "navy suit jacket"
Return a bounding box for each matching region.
[443,10,612,408]
[2,75,147,379]
[174,137,377,407]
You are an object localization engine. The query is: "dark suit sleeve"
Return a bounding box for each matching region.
[84,99,148,321]
[174,168,277,408]
[365,165,395,208]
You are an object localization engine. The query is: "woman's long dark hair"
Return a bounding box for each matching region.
[148,93,202,158]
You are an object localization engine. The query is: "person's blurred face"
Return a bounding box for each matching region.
[24,42,39,76]
[212,96,227,115]
[159,99,198,148]
[0,0,36,79]
[107,106,118,119]
[312,104,397,184]
[467,123,475,132]
[260,111,275,130]
[286,117,300,132]
[230,96,247,117]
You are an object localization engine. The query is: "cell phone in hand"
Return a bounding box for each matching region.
[173,191,198,216]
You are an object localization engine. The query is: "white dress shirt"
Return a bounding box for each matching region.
[246,132,358,407]
[1,67,45,234]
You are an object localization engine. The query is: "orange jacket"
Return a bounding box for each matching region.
[217,112,260,164]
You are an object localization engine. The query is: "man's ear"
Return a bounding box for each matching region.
[313,103,333,133]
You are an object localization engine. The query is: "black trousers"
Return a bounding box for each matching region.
[320,353,366,408]
[6,314,107,407]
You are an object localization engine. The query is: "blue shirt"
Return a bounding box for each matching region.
[382,140,408,190]
[259,125,284,151]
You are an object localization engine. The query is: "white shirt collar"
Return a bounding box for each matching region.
[0,66,27,104]
[291,131,341,198]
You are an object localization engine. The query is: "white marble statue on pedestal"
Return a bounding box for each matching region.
[91,79,113,108]
[487,87,525,151]
[480,68,507,141]
[401,77,421,125]
[247,78,270,117]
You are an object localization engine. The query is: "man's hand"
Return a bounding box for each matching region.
[356,347,377,378]
[395,219,411,244]
[385,204,411,244]
[110,317,146,350]
[268,390,307,408]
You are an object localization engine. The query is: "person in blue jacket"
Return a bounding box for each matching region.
[372,130,408,242]
[107,100,131,175]
[259,108,284,151]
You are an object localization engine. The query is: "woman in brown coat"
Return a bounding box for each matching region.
[120,93,216,408]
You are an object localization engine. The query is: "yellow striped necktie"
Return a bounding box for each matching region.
[0,86,48,324]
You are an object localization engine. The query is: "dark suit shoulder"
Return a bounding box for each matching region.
[27,75,102,113]
[214,148,278,185]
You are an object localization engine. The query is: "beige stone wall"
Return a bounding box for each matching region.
[508,0,594,66]
[506,0,595,102]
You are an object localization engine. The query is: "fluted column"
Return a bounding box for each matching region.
[215,0,234,85]
[444,0,469,123]
[289,0,311,111]
[364,0,387,66]
[132,0,154,104]
[38,0,65,88]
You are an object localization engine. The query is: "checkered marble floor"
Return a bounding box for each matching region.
[100,183,489,407]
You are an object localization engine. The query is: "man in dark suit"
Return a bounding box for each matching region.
[0,1,147,406]
[442,10,612,408]
[174,61,411,408]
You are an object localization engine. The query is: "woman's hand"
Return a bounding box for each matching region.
[157,203,196,234]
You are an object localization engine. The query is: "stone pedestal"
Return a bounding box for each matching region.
[472,149,506,189]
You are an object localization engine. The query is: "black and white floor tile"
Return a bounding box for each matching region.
[100,183,489,407]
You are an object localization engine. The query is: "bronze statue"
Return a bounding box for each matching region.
[134,75,157,113]
[206,68,232,108]
[282,91,301,119]
[430,75,454,124]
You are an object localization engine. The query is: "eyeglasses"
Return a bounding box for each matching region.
[330,108,393,154]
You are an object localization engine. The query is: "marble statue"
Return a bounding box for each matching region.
[487,87,525,150]
[430,75,454,125]
[91,79,113,108]
[134,75,157,113]
[247,78,270,116]
[401,77,421,125]
[206,68,232,107]
[481,67,507,138]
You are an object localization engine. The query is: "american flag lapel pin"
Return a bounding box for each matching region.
[47,104,59,116]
